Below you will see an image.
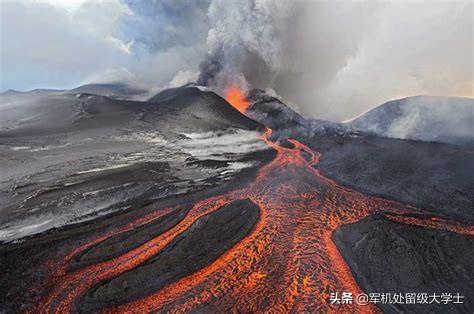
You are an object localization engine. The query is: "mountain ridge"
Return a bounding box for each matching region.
[347,95,474,145]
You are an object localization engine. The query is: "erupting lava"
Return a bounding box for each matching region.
[225,85,250,113]
[30,102,473,312]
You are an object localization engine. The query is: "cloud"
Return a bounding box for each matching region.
[0,0,132,90]
[0,0,209,91]
[119,0,210,52]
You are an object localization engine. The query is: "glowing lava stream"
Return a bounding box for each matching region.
[34,86,474,313]
[33,126,474,314]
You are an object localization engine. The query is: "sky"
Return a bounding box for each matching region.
[0,0,472,121]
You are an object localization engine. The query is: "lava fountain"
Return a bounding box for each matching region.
[225,85,250,113]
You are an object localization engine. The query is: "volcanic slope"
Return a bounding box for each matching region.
[246,88,351,139]
[0,85,270,242]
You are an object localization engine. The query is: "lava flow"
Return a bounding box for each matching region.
[32,95,473,313]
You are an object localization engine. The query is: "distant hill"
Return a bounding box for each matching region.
[1,88,64,95]
[347,96,474,145]
[148,85,262,132]
[1,83,148,100]
[69,83,149,100]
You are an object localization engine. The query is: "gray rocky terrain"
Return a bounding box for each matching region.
[307,134,474,223]
[333,214,474,313]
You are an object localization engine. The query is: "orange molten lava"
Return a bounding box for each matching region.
[32,128,474,313]
[225,86,250,113]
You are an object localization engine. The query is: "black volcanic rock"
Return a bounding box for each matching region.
[308,135,474,223]
[80,199,260,311]
[70,205,191,270]
[277,138,295,149]
[247,89,357,140]
[147,83,196,103]
[149,85,263,132]
[347,96,474,145]
[247,89,306,130]
[333,214,474,313]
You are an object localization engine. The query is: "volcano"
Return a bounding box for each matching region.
[0,85,473,313]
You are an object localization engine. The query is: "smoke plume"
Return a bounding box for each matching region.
[192,0,473,121]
